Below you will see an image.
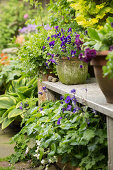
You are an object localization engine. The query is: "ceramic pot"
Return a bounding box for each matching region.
[90,51,113,103]
[56,57,88,85]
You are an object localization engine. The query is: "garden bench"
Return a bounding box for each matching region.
[43,78,113,170]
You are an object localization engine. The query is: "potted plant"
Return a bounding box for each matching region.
[86,17,113,103]
[46,26,95,85]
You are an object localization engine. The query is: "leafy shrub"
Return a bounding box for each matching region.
[19,27,56,77]
[68,0,113,28]
[0,0,36,51]
[10,92,107,170]
[0,76,38,129]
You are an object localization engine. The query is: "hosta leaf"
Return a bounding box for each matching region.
[8,108,23,118]
[2,117,15,129]
[88,28,100,41]
[0,96,17,109]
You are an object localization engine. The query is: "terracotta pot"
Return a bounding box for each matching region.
[90,51,113,103]
[56,57,88,85]
[57,157,81,170]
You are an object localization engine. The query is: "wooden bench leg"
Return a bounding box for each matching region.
[107,116,113,170]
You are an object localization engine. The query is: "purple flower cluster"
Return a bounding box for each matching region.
[79,48,96,63]
[45,53,57,67]
[19,24,37,34]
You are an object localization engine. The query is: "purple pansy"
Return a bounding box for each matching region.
[47,37,50,41]
[71,89,76,93]
[110,46,113,51]
[60,96,64,100]
[39,108,43,111]
[80,64,83,68]
[57,117,62,125]
[66,105,72,111]
[19,106,23,110]
[42,86,46,91]
[49,41,55,48]
[38,92,43,95]
[71,50,76,57]
[111,22,113,28]
[65,96,71,104]
[68,28,72,33]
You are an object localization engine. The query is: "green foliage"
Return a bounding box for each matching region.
[0,0,36,51]
[0,77,38,129]
[103,51,113,78]
[19,27,56,76]
[68,0,113,28]
[10,95,107,170]
[85,17,113,51]
[0,55,23,94]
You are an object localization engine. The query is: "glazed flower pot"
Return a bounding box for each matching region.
[90,51,113,103]
[56,57,88,85]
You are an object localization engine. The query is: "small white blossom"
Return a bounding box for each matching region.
[34,154,40,159]
[41,159,45,164]
[45,165,48,170]
[36,140,41,146]
[41,124,44,128]
[25,147,29,155]
[35,146,39,152]
[40,111,45,116]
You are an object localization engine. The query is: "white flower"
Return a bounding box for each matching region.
[41,159,45,164]
[34,154,40,159]
[41,124,44,128]
[35,146,39,152]
[40,111,45,116]
[25,147,29,155]
[36,140,41,146]
[45,165,48,170]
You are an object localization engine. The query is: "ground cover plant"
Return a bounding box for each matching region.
[10,91,107,170]
[0,76,38,129]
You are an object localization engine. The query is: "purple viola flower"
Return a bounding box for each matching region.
[65,96,71,104]
[68,28,72,33]
[61,28,64,33]
[45,62,49,67]
[110,46,113,51]
[60,96,64,100]
[66,105,72,111]
[42,46,46,51]
[62,108,66,113]
[80,64,83,68]
[49,41,55,48]
[39,108,43,111]
[92,109,97,115]
[71,96,77,105]
[71,50,76,57]
[67,57,70,60]
[55,26,59,30]
[42,86,46,91]
[61,41,66,49]
[19,106,23,110]
[71,89,76,94]
[47,37,50,41]
[57,117,62,125]
[60,35,65,41]
[111,22,113,28]
[38,92,43,95]
[73,108,77,113]
[66,35,71,44]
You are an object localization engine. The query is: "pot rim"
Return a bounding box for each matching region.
[96,51,110,56]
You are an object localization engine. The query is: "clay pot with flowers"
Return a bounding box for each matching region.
[45,26,95,85]
[86,17,113,104]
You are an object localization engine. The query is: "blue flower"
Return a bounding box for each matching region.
[42,86,46,91]
[71,89,76,94]
[111,22,113,28]
[71,50,76,57]
[65,96,71,104]
[40,108,43,111]
[71,96,77,105]
[19,106,23,110]
[55,26,59,30]
[38,92,43,95]
[68,28,72,33]
[61,41,66,49]
[60,96,64,100]
[57,117,62,125]
[73,108,77,113]
[47,37,50,41]
[49,41,55,48]
[66,105,72,111]
[80,65,83,68]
